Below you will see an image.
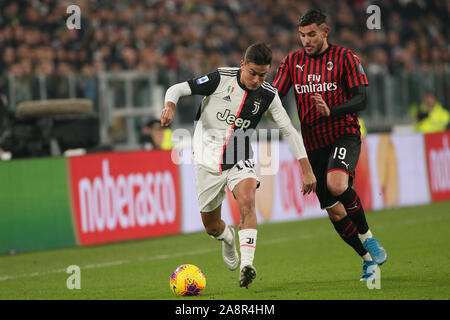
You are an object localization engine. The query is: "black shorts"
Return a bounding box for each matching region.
[307,134,361,209]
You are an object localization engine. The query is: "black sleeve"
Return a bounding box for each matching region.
[187,70,221,96]
[330,85,367,117]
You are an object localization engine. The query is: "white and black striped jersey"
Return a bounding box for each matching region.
[184,67,306,172]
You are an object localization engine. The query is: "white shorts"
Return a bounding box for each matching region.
[194,160,260,212]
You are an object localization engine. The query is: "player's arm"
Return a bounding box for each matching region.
[314,50,368,117]
[313,85,367,117]
[161,82,191,126]
[161,71,221,127]
[265,93,316,195]
[330,85,366,116]
[313,85,366,117]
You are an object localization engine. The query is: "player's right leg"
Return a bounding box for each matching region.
[201,206,239,271]
[195,164,239,271]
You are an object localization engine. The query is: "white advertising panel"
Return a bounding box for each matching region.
[365,133,430,210]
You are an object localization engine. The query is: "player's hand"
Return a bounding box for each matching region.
[312,93,330,117]
[161,102,175,127]
[299,158,317,195]
[302,169,317,195]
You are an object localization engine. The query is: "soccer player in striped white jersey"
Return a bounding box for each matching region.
[161,43,316,288]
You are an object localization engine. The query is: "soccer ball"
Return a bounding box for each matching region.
[170,264,206,296]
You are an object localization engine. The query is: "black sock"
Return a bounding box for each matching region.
[337,187,369,234]
[332,215,367,256]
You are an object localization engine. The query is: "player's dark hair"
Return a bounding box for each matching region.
[244,43,272,66]
[298,9,327,27]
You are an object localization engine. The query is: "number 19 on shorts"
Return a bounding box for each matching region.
[333,147,347,160]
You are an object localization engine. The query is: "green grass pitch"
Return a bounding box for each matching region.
[0,201,449,300]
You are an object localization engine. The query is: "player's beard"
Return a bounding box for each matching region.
[305,39,325,57]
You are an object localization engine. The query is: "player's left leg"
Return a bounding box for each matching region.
[326,201,368,257]
[232,177,258,289]
[327,170,371,237]
[328,134,387,265]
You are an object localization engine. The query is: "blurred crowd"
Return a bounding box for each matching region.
[0,0,449,81]
[0,0,448,155]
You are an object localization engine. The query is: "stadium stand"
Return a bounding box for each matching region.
[0,0,448,149]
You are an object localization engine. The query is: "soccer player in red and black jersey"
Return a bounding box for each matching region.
[272,9,387,281]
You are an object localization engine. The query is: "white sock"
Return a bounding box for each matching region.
[362,252,373,262]
[358,230,373,243]
[238,229,257,268]
[214,224,233,246]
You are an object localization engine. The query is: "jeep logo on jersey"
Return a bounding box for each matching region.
[217,109,251,129]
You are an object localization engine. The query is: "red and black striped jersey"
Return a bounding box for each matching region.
[272,44,368,151]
